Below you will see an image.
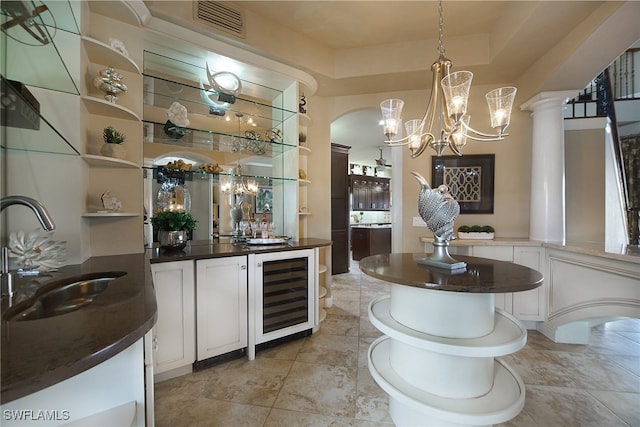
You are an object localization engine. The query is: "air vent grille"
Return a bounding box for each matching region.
[195,1,245,38]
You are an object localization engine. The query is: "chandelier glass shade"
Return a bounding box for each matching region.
[380,1,517,157]
[220,163,258,197]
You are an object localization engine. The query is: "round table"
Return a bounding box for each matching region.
[360,253,543,427]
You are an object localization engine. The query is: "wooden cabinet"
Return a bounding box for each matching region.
[351,227,392,261]
[195,256,248,362]
[150,261,195,379]
[350,176,390,211]
[331,144,351,274]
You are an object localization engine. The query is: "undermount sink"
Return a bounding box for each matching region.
[5,271,127,321]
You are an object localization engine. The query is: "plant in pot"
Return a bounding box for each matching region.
[457,225,495,240]
[101,126,127,159]
[151,210,197,250]
[298,131,307,145]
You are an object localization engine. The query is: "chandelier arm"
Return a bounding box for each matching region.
[410,133,434,158]
[462,121,508,141]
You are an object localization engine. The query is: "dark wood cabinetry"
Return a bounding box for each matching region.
[331,144,351,274]
[351,227,392,261]
[350,176,390,211]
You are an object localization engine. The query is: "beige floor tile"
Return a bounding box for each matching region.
[155,395,270,427]
[257,336,306,361]
[200,357,293,406]
[265,408,356,426]
[296,331,359,368]
[523,385,630,427]
[588,389,640,426]
[274,361,357,418]
[322,312,361,336]
[355,367,393,424]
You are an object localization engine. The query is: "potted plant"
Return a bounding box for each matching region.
[457,225,495,240]
[101,125,127,159]
[151,210,197,250]
[298,131,307,145]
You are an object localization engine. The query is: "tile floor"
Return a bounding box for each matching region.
[155,260,640,426]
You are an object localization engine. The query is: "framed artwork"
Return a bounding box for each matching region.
[255,188,273,213]
[431,154,495,214]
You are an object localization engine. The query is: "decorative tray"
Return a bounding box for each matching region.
[245,237,290,245]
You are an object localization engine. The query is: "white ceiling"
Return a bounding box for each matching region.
[146,1,638,166]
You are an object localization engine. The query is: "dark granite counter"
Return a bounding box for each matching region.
[148,237,332,263]
[1,253,157,404]
[359,253,543,293]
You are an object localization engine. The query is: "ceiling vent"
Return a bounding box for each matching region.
[194,1,245,39]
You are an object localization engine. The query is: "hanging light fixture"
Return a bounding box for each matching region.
[380,0,517,157]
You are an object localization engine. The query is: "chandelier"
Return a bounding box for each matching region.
[220,163,258,196]
[380,0,517,157]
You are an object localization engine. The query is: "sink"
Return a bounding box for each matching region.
[5,271,127,321]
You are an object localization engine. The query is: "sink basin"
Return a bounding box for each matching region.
[5,271,127,321]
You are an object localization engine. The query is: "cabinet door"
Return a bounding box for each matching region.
[196,256,248,361]
[470,246,514,313]
[512,247,545,321]
[150,261,195,375]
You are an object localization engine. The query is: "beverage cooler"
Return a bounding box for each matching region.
[247,248,317,359]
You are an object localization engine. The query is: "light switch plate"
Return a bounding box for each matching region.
[413,216,427,227]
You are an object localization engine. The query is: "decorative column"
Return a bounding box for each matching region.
[521,91,576,243]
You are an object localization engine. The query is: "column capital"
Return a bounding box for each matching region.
[520,90,577,112]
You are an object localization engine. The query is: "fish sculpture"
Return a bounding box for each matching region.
[412,171,459,242]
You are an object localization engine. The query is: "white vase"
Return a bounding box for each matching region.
[100,143,126,159]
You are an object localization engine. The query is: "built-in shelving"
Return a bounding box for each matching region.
[82,154,140,169]
[298,145,311,155]
[82,36,141,74]
[82,96,141,122]
[82,212,140,217]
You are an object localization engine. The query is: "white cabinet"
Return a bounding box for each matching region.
[195,256,248,361]
[1,340,146,427]
[470,246,546,321]
[150,261,195,378]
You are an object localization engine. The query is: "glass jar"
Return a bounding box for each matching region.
[157,178,191,212]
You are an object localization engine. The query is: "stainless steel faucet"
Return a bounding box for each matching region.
[1,196,56,303]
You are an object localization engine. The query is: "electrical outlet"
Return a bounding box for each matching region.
[413,216,427,227]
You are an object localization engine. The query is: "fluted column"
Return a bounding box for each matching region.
[521,91,576,243]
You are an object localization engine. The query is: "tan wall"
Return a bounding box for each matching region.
[565,128,606,244]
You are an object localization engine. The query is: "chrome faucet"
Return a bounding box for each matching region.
[1,196,56,303]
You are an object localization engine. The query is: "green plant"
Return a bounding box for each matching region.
[458,225,495,233]
[103,126,126,144]
[151,210,197,231]
[298,131,307,143]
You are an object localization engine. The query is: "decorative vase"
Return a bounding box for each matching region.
[100,143,126,159]
[164,120,186,139]
[158,230,188,250]
[93,67,128,103]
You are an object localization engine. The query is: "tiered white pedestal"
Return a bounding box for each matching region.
[362,254,542,427]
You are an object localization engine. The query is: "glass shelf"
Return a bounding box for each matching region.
[1,77,79,156]
[143,51,297,110]
[143,166,297,187]
[143,120,297,156]
[1,0,80,95]
[143,74,296,128]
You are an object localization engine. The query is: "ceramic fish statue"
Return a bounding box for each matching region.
[412,172,459,242]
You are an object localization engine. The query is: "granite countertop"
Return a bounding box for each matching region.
[148,237,332,263]
[359,253,543,293]
[1,253,157,404]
